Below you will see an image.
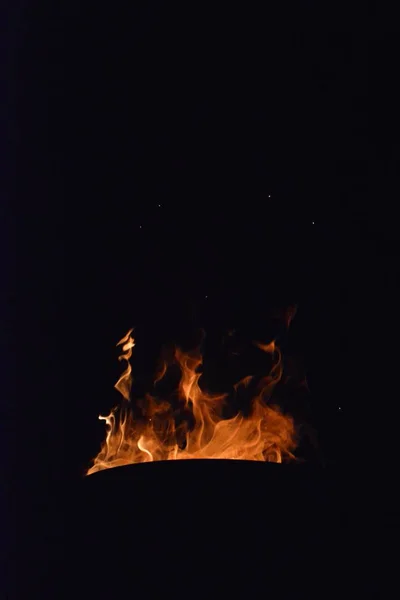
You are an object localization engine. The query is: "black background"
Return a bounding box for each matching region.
[9,2,400,597]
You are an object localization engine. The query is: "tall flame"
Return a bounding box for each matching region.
[87,330,297,475]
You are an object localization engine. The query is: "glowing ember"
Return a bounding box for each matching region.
[87,328,297,475]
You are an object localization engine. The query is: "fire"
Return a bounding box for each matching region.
[87,328,297,475]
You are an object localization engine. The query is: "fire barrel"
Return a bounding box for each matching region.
[62,460,347,598]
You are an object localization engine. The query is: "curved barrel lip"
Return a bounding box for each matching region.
[81,459,337,497]
[84,458,327,480]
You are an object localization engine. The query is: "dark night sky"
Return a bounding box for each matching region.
[10,6,400,594]
[13,3,399,469]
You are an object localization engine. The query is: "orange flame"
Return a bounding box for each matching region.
[87,330,297,475]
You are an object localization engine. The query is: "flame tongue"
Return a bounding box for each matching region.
[114,328,135,400]
[87,330,297,475]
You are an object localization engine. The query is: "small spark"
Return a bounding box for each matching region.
[268,194,271,198]
[139,225,142,229]
[312,221,315,225]
[158,204,161,207]
[205,295,208,299]
[338,406,342,411]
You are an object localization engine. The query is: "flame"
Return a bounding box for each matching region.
[87,330,297,475]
